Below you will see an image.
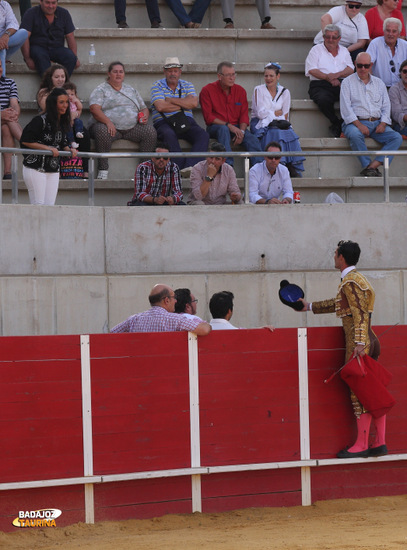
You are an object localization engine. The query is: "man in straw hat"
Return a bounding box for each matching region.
[151,56,209,175]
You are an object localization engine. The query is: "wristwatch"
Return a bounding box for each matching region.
[204,176,214,182]
[4,30,10,36]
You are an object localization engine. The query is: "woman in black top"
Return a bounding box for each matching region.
[21,88,77,205]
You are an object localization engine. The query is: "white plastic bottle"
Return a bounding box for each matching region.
[89,43,96,64]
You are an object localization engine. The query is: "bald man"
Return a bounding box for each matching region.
[111,284,211,336]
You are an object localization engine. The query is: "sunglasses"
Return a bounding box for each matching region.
[356,63,371,69]
[347,3,361,8]
[390,59,396,73]
[267,156,281,160]
[402,69,407,74]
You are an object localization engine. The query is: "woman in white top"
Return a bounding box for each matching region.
[250,62,305,177]
[314,0,369,62]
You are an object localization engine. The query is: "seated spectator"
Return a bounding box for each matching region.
[20,0,79,76]
[174,288,201,319]
[37,64,90,177]
[111,284,211,335]
[250,62,305,177]
[367,18,407,87]
[0,59,22,179]
[128,141,185,205]
[209,291,238,330]
[64,82,84,149]
[150,0,212,28]
[200,61,263,167]
[188,142,242,205]
[0,0,28,76]
[89,61,157,180]
[340,52,402,176]
[314,0,369,62]
[221,0,274,29]
[249,141,293,204]
[305,24,354,137]
[389,59,407,138]
[365,0,405,40]
[150,56,209,174]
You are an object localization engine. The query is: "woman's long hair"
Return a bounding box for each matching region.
[45,88,71,133]
[38,64,69,92]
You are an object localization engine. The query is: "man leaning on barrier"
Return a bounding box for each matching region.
[111,284,212,336]
[128,141,185,205]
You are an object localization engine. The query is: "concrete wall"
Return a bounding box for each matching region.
[0,203,406,335]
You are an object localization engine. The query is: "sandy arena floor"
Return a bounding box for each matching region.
[2,495,407,550]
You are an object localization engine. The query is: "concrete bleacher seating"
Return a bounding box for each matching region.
[3,0,407,205]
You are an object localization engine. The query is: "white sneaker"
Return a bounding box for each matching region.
[71,141,79,149]
[76,131,84,139]
[97,170,108,180]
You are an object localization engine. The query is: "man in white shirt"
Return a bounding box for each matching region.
[367,18,407,88]
[209,291,238,330]
[340,52,402,176]
[209,291,275,332]
[174,288,202,320]
[249,141,293,204]
[0,0,28,75]
[305,23,354,137]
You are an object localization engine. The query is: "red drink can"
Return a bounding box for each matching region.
[138,112,145,123]
[293,191,301,203]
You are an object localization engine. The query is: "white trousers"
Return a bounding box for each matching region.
[23,166,59,205]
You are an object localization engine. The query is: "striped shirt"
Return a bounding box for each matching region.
[0,76,19,110]
[340,72,391,125]
[133,159,183,204]
[111,306,203,333]
[150,78,196,124]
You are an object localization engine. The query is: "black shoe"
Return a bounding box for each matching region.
[337,447,369,458]
[369,444,388,457]
[285,162,300,178]
[151,20,162,28]
[329,124,342,138]
[3,173,12,180]
[118,21,129,28]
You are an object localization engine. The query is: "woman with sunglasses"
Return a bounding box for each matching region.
[314,0,369,62]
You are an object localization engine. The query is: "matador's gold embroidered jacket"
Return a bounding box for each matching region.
[312,270,375,347]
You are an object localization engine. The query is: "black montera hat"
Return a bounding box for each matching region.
[278,280,304,311]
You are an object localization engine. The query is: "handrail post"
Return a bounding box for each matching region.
[383,155,390,203]
[244,156,250,204]
[11,153,18,204]
[88,158,95,206]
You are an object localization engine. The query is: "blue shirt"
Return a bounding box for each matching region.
[366,37,407,87]
[249,162,293,203]
[340,72,391,125]
[150,78,196,124]
[21,5,75,49]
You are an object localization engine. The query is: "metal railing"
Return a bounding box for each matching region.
[1,147,406,206]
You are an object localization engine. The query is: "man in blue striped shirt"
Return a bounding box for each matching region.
[340,52,402,177]
[151,57,209,172]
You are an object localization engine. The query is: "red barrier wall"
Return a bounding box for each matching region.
[0,327,406,532]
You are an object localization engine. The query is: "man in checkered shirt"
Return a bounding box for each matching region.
[128,142,185,205]
[111,284,212,335]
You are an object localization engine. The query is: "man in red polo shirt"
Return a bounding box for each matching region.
[199,61,263,167]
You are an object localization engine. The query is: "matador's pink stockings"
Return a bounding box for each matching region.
[347,412,372,452]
